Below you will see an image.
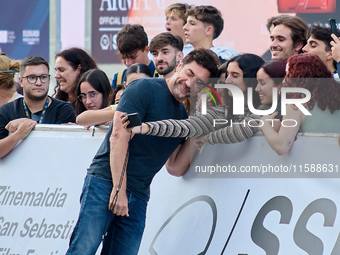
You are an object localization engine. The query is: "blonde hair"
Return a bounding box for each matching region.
[165,3,191,24]
[0,55,20,90]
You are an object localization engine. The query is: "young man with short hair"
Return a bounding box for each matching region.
[270,16,308,60]
[149,32,184,78]
[303,24,338,76]
[111,24,155,88]
[66,48,219,255]
[0,55,76,158]
[183,5,238,62]
[165,3,194,56]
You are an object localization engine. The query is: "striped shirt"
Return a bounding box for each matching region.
[146,105,269,145]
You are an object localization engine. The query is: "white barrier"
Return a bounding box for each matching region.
[0,125,107,254]
[1,125,340,255]
[141,133,340,255]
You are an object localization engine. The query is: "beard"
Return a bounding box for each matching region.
[172,78,190,100]
[156,57,177,76]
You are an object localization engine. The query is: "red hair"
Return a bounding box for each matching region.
[285,53,340,113]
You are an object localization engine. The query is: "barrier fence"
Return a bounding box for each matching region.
[1,125,339,254]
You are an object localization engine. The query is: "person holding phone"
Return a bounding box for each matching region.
[303,24,339,78]
[330,19,340,76]
[66,49,219,255]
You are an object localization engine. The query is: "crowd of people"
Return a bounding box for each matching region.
[1,3,340,255]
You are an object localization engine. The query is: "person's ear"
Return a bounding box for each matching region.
[175,62,183,72]
[77,64,81,75]
[293,42,304,54]
[176,51,184,64]
[19,77,24,87]
[205,25,214,37]
[326,50,334,61]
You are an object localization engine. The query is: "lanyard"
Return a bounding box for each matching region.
[23,97,50,124]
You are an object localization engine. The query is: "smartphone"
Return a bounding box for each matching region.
[125,113,141,128]
[329,18,339,37]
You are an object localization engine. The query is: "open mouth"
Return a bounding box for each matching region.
[58,80,66,86]
[270,47,281,54]
[258,94,268,102]
[180,83,190,94]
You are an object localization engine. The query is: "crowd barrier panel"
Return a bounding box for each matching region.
[1,124,339,255]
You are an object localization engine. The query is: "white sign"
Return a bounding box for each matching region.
[1,125,339,255]
[0,125,107,254]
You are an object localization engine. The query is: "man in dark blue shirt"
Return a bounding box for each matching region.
[0,55,75,158]
[67,49,219,255]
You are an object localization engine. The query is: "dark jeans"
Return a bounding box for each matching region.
[66,173,147,255]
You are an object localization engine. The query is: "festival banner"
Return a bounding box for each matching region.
[0,0,49,60]
[91,0,340,63]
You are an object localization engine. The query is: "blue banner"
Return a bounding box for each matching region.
[0,0,49,61]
